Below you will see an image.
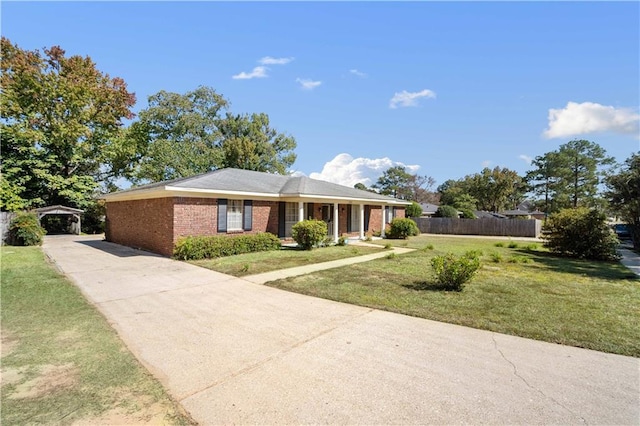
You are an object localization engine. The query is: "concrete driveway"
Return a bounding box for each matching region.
[43,235,639,425]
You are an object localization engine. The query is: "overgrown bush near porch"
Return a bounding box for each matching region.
[8,212,46,246]
[173,232,281,260]
[386,218,419,239]
[292,219,328,250]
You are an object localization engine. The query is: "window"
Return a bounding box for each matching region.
[227,200,243,231]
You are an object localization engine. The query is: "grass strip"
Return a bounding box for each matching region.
[265,236,640,357]
[1,246,195,425]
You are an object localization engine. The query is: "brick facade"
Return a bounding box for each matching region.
[106,198,175,256]
[106,197,405,256]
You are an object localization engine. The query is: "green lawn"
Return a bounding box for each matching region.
[189,244,385,276]
[262,236,640,357]
[1,246,195,425]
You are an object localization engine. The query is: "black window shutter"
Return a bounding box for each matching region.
[243,200,253,231]
[307,203,314,220]
[278,202,286,238]
[364,206,371,231]
[218,199,227,233]
[346,205,352,233]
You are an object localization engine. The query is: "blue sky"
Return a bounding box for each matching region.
[2,1,639,190]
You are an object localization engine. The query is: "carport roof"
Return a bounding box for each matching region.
[102,168,411,205]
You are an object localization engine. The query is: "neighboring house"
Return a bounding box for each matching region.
[500,209,534,219]
[419,203,440,217]
[474,211,507,219]
[102,168,410,256]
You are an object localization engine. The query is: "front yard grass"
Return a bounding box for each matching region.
[1,246,195,425]
[189,244,385,276]
[264,236,640,357]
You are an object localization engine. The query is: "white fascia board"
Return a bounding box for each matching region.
[165,187,281,200]
[100,187,169,202]
[282,193,411,205]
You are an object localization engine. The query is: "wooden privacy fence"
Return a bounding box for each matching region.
[413,217,542,238]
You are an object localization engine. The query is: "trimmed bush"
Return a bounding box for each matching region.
[8,212,46,246]
[173,233,281,260]
[460,208,476,219]
[292,219,328,250]
[435,205,458,218]
[542,207,619,261]
[405,201,423,218]
[386,218,419,239]
[431,251,481,291]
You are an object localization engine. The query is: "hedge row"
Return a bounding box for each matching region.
[173,233,282,260]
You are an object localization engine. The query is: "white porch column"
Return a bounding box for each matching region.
[298,201,304,223]
[380,204,386,238]
[359,204,365,240]
[333,203,339,243]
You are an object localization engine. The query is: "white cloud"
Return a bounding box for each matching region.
[389,89,436,109]
[349,69,367,78]
[519,154,532,164]
[259,56,294,65]
[296,78,322,90]
[544,101,640,138]
[309,153,420,188]
[232,66,268,80]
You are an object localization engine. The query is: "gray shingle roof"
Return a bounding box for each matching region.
[107,168,408,204]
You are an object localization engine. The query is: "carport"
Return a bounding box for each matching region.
[36,205,84,235]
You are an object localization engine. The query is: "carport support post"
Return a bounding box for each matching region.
[380,204,386,238]
[359,204,365,240]
[333,203,339,243]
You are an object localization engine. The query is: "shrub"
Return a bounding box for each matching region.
[508,242,519,249]
[435,205,458,218]
[8,212,46,246]
[337,235,347,246]
[431,251,481,291]
[490,252,503,263]
[386,218,419,239]
[542,207,620,261]
[524,243,538,251]
[405,201,423,218]
[460,209,476,219]
[494,242,505,247]
[173,233,281,260]
[292,219,328,250]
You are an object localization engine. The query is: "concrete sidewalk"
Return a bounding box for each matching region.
[244,244,414,284]
[42,235,640,425]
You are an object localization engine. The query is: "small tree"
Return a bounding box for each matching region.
[405,202,422,218]
[542,207,619,261]
[8,212,46,246]
[387,218,420,239]
[435,205,458,218]
[292,219,327,250]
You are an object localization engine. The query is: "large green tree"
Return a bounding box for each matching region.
[131,87,229,183]
[131,87,297,183]
[218,113,296,174]
[606,152,640,249]
[526,140,615,212]
[439,167,525,213]
[0,37,136,210]
[372,166,436,201]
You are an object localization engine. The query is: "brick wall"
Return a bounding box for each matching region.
[105,198,175,256]
[173,197,218,239]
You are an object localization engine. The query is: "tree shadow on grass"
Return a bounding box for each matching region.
[514,249,638,281]
[403,281,463,292]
